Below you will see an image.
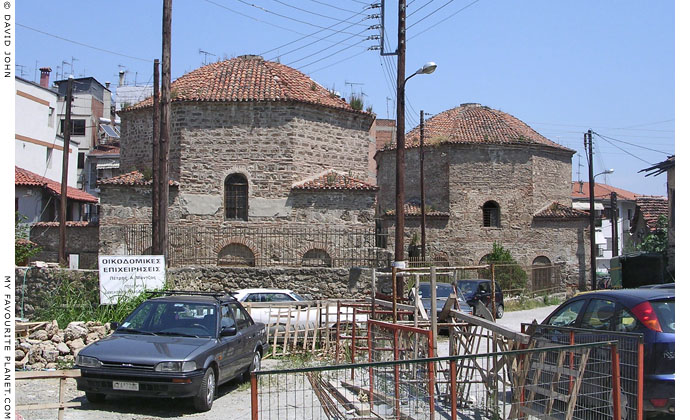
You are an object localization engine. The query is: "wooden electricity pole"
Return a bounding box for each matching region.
[611,191,619,257]
[586,129,596,290]
[152,59,160,255]
[59,76,74,266]
[159,0,172,263]
[419,109,426,263]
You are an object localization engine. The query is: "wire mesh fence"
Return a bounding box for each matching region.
[251,340,626,420]
[522,324,644,420]
[114,224,387,268]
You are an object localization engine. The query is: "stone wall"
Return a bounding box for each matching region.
[28,225,100,269]
[119,101,373,198]
[15,266,378,321]
[375,142,588,286]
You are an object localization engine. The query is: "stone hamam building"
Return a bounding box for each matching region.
[376,103,590,287]
[99,55,380,267]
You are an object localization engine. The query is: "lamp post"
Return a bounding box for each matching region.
[394,61,437,268]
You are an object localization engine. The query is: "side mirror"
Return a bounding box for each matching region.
[220,326,237,337]
[110,322,120,330]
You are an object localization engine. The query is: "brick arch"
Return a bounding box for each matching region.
[215,238,260,267]
[300,247,333,267]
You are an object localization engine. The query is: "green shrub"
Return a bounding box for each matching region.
[35,275,154,328]
[15,213,41,266]
[480,243,528,292]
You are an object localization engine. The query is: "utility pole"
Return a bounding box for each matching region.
[159,0,172,264]
[585,129,596,290]
[152,59,160,255]
[611,191,619,257]
[419,109,426,263]
[59,76,74,266]
[393,0,407,299]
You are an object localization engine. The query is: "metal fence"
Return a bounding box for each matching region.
[251,340,625,420]
[114,224,387,268]
[522,324,644,420]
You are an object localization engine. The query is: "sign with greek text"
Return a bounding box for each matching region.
[98,256,166,304]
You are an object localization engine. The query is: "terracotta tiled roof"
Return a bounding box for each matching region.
[88,144,120,156]
[98,170,179,186]
[15,167,98,203]
[382,202,449,217]
[124,55,365,114]
[571,182,638,201]
[32,221,96,227]
[534,202,589,219]
[399,103,573,152]
[292,170,378,191]
[635,196,668,230]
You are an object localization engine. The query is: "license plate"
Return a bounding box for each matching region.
[113,381,139,391]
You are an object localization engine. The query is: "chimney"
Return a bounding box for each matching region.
[579,181,584,194]
[118,71,125,87]
[39,67,52,88]
[105,81,110,89]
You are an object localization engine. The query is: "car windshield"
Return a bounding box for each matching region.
[456,281,479,295]
[119,300,217,337]
[418,284,454,298]
[651,299,674,333]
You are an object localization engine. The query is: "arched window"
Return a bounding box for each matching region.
[225,174,248,221]
[482,201,500,227]
[218,243,255,267]
[301,249,332,267]
[532,256,552,291]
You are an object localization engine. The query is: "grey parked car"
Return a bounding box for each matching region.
[75,291,268,412]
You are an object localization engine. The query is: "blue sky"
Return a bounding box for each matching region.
[15,0,675,196]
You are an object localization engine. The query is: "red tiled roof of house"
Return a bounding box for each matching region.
[292,171,378,191]
[399,103,573,152]
[534,202,589,219]
[635,196,668,230]
[124,55,367,115]
[571,182,639,201]
[98,170,179,186]
[383,203,449,217]
[15,166,98,203]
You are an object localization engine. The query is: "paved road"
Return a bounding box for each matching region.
[496,304,559,332]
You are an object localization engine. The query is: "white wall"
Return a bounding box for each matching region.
[15,78,78,187]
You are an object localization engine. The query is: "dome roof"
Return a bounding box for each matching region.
[403,103,573,152]
[125,55,360,113]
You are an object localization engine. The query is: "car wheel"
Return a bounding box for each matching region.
[85,392,106,403]
[496,304,504,319]
[243,350,262,382]
[193,367,216,412]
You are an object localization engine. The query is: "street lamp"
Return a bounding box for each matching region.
[595,169,614,179]
[394,61,437,269]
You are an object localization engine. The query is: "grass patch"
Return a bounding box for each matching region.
[505,294,563,312]
[35,273,156,328]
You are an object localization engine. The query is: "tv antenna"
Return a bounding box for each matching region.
[199,49,217,65]
[345,80,364,97]
[15,64,26,78]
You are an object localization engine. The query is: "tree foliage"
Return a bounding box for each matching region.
[15,213,41,266]
[637,214,668,254]
[481,242,528,292]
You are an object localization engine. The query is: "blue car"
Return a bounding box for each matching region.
[542,288,674,417]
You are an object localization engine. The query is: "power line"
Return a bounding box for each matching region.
[267,15,370,62]
[593,133,653,165]
[203,0,318,37]
[294,31,370,69]
[409,0,481,41]
[233,0,368,36]
[408,0,436,18]
[271,0,368,26]
[593,132,673,155]
[18,24,152,63]
[407,0,455,30]
[307,0,363,14]
[261,11,368,57]
[307,48,370,74]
